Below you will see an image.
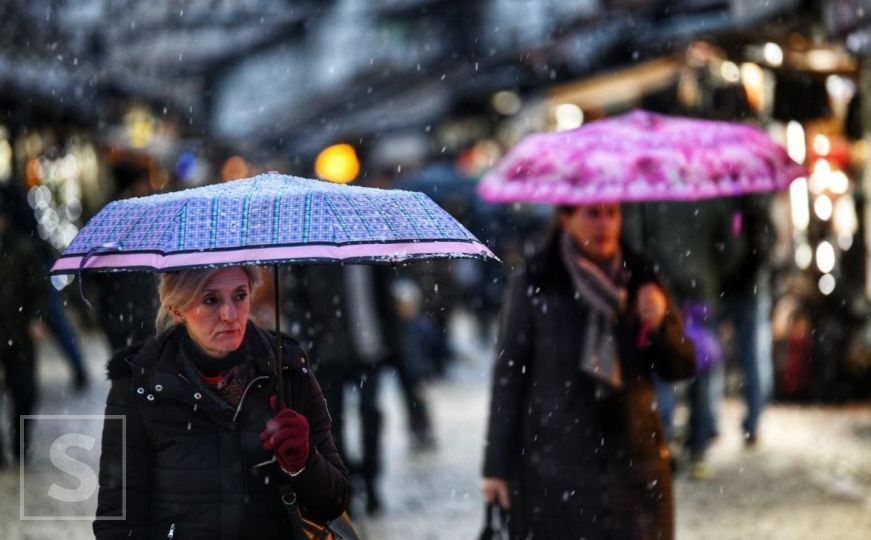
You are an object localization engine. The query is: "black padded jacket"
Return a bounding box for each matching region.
[93,322,349,540]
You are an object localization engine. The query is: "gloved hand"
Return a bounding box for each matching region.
[261,395,310,475]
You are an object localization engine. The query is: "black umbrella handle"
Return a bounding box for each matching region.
[273,265,286,408]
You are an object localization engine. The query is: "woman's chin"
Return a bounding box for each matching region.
[208,335,243,355]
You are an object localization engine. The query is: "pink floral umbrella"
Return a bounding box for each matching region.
[478,110,807,205]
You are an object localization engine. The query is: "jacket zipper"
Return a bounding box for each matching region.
[235,374,272,538]
[233,375,270,423]
[170,371,275,537]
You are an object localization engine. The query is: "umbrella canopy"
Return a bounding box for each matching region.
[50,172,496,275]
[477,109,807,205]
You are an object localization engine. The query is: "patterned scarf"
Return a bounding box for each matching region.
[559,232,628,395]
[179,328,256,411]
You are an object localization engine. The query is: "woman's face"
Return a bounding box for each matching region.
[559,203,622,263]
[175,267,251,358]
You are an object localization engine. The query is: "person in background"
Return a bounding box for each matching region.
[623,199,746,480]
[285,264,401,515]
[93,266,349,538]
[1,181,89,390]
[393,278,438,451]
[482,202,695,539]
[720,195,776,446]
[0,185,48,466]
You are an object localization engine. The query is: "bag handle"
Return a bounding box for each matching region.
[278,483,309,540]
[479,503,509,540]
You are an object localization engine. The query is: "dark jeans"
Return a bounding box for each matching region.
[45,290,87,380]
[654,362,724,459]
[723,290,773,437]
[686,362,724,458]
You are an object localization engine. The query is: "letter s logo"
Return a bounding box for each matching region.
[47,434,99,503]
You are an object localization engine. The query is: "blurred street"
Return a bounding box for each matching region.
[0,313,868,540]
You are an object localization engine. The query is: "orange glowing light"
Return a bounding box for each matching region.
[314,144,360,184]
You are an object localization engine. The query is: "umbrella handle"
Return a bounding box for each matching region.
[76,243,120,310]
[273,265,286,408]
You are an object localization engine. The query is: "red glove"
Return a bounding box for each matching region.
[261,395,310,475]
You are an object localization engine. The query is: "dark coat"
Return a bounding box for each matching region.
[0,228,47,353]
[93,322,349,540]
[483,238,695,540]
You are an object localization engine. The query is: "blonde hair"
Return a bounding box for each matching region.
[155,266,261,334]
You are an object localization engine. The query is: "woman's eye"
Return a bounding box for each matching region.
[235,292,248,302]
[203,296,216,306]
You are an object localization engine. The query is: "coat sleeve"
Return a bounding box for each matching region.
[482,270,534,480]
[644,292,696,382]
[287,367,350,521]
[93,377,152,540]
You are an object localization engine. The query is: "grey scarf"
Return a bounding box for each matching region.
[559,232,627,394]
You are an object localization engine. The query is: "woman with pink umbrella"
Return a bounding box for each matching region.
[481,200,696,538]
[478,110,806,538]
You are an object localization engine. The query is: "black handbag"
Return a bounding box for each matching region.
[478,503,509,540]
[279,483,361,540]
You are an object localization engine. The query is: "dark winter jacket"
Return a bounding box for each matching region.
[0,228,47,353]
[93,321,349,540]
[483,238,695,540]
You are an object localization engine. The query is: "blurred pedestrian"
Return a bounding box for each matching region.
[93,266,349,538]
[410,260,457,376]
[482,203,695,539]
[1,181,89,390]
[624,199,746,480]
[286,264,401,515]
[0,186,48,466]
[393,278,438,451]
[720,195,776,446]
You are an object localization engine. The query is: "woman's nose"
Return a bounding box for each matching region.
[220,302,237,321]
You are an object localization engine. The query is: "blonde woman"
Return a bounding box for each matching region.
[93,266,348,539]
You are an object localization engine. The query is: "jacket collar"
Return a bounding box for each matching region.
[116,321,304,415]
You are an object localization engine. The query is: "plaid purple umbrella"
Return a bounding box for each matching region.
[50,172,497,404]
[478,110,807,205]
[51,173,496,275]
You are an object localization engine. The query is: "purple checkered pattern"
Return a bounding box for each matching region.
[53,174,496,273]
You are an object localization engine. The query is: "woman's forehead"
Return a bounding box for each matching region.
[203,267,249,289]
[570,202,621,215]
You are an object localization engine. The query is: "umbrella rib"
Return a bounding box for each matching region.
[301,193,311,244]
[116,202,156,252]
[390,196,424,239]
[208,197,220,250]
[397,193,444,237]
[272,196,282,245]
[177,204,188,251]
[240,187,254,247]
[336,194,373,239]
